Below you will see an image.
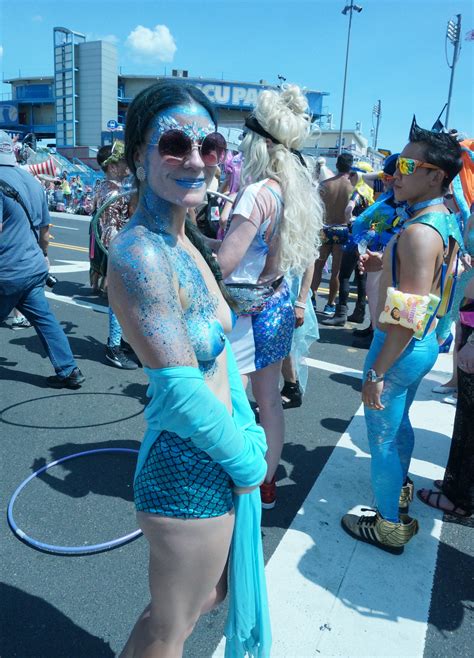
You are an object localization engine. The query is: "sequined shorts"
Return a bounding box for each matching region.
[228,280,294,374]
[134,430,234,519]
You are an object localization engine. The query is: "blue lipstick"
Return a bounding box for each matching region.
[174,178,206,189]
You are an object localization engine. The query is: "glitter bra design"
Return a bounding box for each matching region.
[185,314,226,363]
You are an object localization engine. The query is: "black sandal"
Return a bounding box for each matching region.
[416,489,471,518]
[281,380,303,409]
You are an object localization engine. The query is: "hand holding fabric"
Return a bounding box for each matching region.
[142,362,267,488]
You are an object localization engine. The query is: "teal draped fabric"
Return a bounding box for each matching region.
[287,276,319,393]
[224,489,271,658]
[135,340,271,657]
[223,341,272,657]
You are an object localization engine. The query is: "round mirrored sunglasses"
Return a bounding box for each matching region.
[155,129,227,167]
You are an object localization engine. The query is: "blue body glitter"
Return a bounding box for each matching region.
[107,103,225,377]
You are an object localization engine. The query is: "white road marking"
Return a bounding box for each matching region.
[49,260,90,274]
[303,347,454,379]
[50,211,91,222]
[304,357,362,378]
[45,291,108,314]
[213,355,454,658]
[51,224,79,231]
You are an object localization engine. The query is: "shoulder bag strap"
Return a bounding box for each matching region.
[391,228,446,339]
[0,178,39,244]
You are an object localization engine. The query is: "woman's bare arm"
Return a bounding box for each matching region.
[217,213,259,279]
[108,229,197,370]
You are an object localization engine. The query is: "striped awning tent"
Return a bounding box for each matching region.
[22,157,58,177]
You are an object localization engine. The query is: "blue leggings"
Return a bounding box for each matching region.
[364,329,439,522]
[108,307,122,347]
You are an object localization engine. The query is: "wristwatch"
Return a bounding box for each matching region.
[366,368,384,383]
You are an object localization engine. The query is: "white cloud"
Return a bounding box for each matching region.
[0,45,3,58]
[87,33,119,45]
[126,24,177,62]
[32,15,43,22]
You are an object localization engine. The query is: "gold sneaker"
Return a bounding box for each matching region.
[399,477,414,513]
[341,509,419,555]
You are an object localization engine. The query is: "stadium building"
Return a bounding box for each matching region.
[0,26,382,169]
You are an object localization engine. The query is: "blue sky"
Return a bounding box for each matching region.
[1,0,472,151]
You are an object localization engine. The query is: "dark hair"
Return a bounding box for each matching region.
[336,153,354,174]
[409,119,462,192]
[97,145,113,171]
[124,82,232,305]
[124,81,217,179]
[185,218,237,311]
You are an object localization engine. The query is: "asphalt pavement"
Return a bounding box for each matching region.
[0,212,472,657]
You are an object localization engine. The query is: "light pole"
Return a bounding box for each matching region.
[372,99,381,151]
[337,1,363,156]
[445,14,462,129]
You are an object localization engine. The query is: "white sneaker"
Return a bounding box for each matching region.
[12,316,32,329]
[443,395,458,406]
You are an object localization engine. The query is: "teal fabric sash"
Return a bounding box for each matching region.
[136,340,271,657]
[223,341,271,657]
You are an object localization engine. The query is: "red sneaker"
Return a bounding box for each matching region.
[260,477,276,509]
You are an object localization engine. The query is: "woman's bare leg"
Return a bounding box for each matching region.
[311,244,331,296]
[281,355,296,384]
[250,360,284,482]
[199,556,230,615]
[120,604,152,658]
[120,511,234,658]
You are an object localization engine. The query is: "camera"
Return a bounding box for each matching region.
[45,274,58,289]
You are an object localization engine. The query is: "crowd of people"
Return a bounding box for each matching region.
[9,132,98,214]
[1,79,473,657]
[42,173,94,214]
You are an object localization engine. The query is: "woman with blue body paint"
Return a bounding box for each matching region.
[108,82,270,658]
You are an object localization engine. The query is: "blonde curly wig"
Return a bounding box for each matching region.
[240,84,323,275]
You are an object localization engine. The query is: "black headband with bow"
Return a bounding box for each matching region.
[244,116,307,168]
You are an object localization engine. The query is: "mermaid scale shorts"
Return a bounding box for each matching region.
[134,430,234,519]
